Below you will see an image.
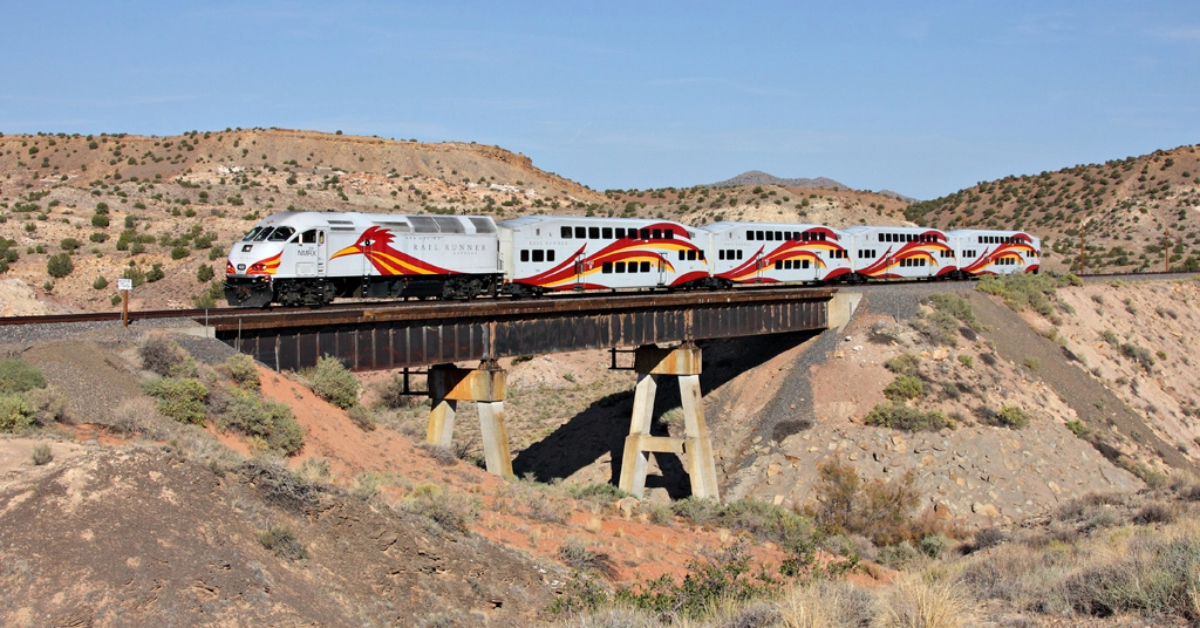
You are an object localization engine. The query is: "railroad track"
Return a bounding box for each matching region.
[1,270,1194,329]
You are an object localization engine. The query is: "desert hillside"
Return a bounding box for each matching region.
[907,144,1200,274]
[4,274,1200,626]
[0,129,909,313]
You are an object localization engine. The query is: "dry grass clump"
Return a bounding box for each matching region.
[877,575,968,628]
[779,579,875,628]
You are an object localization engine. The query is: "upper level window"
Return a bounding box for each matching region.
[561,226,572,238]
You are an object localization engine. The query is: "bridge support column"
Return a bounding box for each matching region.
[426,363,512,476]
[618,344,720,501]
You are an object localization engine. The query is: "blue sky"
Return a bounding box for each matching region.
[1,1,1198,199]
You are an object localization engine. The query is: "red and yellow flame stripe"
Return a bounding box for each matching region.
[246,252,282,275]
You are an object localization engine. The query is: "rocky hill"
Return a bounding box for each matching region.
[906,144,1200,274]
[0,129,911,313]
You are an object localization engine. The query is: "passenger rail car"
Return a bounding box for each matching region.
[947,229,1041,276]
[698,221,851,285]
[223,211,1042,307]
[499,216,711,295]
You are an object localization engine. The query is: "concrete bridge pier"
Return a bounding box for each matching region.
[618,343,720,501]
[426,362,512,476]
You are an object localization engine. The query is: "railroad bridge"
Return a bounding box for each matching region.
[206,288,861,500]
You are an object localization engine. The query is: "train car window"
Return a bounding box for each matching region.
[602,227,613,239]
[803,260,811,269]
[652,229,662,239]
[615,228,626,239]
[520,250,530,262]
[532,250,545,262]
[301,230,317,244]
[678,250,686,261]
[688,250,697,261]
[640,261,651,273]
[547,250,556,262]
[719,250,726,260]
[699,250,705,260]
[747,231,756,241]
[640,228,650,240]
[736,250,743,260]
[775,260,783,270]
[754,230,763,240]
[561,226,572,238]
[664,230,674,239]
[615,261,626,273]
[603,262,613,273]
[589,227,600,239]
[764,231,774,241]
[628,262,638,273]
[575,227,586,239]
[268,226,295,242]
[775,231,783,240]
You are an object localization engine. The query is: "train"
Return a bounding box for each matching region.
[223,211,1041,307]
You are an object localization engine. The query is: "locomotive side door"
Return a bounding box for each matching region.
[316,230,327,276]
[296,229,320,277]
[657,256,666,286]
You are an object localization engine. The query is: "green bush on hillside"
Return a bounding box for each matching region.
[305,356,360,409]
[0,357,47,394]
[144,377,208,425]
[864,402,954,432]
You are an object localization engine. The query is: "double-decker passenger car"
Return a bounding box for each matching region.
[840,226,957,280]
[948,229,1041,276]
[697,221,851,285]
[497,216,711,295]
[224,211,502,307]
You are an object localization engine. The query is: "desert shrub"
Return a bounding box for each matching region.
[809,459,923,546]
[972,527,1006,551]
[1064,535,1200,621]
[985,405,1030,430]
[876,541,921,568]
[418,442,456,466]
[567,483,630,503]
[927,292,979,329]
[401,482,479,533]
[139,338,196,377]
[258,525,307,560]
[885,353,921,374]
[864,402,954,432]
[1119,343,1155,371]
[111,397,168,438]
[375,374,421,409]
[1023,356,1040,370]
[0,357,46,394]
[92,276,108,290]
[31,444,52,466]
[918,534,954,559]
[884,375,924,401]
[912,310,962,347]
[21,388,70,426]
[196,264,214,282]
[220,388,304,455]
[46,253,73,278]
[225,354,259,389]
[977,272,1060,316]
[778,580,877,628]
[957,354,973,369]
[0,394,34,432]
[347,404,376,431]
[1132,502,1176,525]
[305,355,360,409]
[560,537,617,577]
[1065,420,1090,437]
[671,496,722,525]
[143,377,208,425]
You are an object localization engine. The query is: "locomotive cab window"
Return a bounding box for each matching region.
[301,230,317,244]
[268,227,294,242]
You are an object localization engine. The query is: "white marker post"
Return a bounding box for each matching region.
[118,278,133,327]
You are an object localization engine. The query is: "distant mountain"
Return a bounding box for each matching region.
[708,171,848,190]
[707,171,917,202]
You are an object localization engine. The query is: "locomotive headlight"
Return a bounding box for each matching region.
[237,263,246,271]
